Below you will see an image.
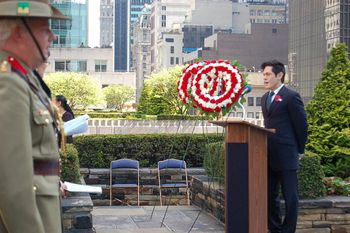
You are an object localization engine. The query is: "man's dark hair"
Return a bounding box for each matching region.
[261,60,286,83]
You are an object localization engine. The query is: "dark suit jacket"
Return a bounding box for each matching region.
[262,86,308,171]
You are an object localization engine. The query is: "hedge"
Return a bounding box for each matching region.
[73,134,224,168]
[60,144,81,183]
[203,143,326,199]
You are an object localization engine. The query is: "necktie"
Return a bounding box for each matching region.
[266,91,274,110]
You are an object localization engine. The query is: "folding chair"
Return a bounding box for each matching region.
[158,159,190,206]
[109,158,140,206]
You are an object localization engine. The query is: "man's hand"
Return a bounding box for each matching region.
[59,180,68,198]
[298,153,305,160]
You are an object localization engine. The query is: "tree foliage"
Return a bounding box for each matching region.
[138,66,185,115]
[44,72,104,109]
[103,84,135,110]
[306,43,350,177]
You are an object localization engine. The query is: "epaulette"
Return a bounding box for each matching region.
[0,60,10,73]
[7,56,28,75]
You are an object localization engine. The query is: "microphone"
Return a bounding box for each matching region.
[237,85,252,120]
[241,85,252,96]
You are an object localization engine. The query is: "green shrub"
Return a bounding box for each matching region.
[203,142,225,183]
[60,144,81,183]
[298,153,326,199]
[322,154,350,178]
[306,43,350,179]
[73,134,224,168]
[324,177,350,196]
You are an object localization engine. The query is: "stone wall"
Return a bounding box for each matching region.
[297,197,350,233]
[191,176,350,233]
[84,119,264,135]
[62,192,94,233]
[62,172,349,232]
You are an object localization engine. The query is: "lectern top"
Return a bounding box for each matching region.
[209,118,275,134]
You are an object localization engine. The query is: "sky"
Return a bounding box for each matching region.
[88,0,100,48]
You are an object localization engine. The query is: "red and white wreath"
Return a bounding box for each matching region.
[178,60,245,113]
[177,61,208,104]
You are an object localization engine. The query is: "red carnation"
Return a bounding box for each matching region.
[274,95,282,102]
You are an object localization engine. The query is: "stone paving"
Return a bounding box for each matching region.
[92,205,225,233]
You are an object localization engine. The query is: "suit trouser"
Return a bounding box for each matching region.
[268,168,298,233]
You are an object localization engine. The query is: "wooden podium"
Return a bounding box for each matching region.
[210,119,274,233]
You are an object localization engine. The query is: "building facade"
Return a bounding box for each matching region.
[184,0,234,45]
[289,0,350,102]
[50,0,88,48]
[182,25,214,49]
[202,23,288,71]
[239,0,286,3]
[100,0,114,47]
[289,0,327,102]
[249,2,287,24]
[325,0,350,55]
[190,0,233,30]
[158,30,183,68]
[150,0,194,71]
[46,48,136,89]
[114,0,153,71]
[232,3,250,33]
[114,0,130,71]
[132,5,152,102]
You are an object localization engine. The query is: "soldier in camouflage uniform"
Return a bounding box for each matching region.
[0,0,68,232]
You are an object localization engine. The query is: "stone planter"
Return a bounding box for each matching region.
[191,175,350,233]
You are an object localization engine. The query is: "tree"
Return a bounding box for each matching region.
[44,72,104,109]
[103,84,135,110]
[306,43,350,177]
[138,66,185,115]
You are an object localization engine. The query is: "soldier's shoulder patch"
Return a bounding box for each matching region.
[0,60,10,73]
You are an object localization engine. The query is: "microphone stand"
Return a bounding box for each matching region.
[237,96,246,120]
[225,85,251,121]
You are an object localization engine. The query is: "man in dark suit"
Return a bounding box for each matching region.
[261,60,308,233]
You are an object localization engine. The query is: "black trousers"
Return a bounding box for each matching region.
[268,168,299,233]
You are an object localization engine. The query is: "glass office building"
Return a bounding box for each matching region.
[114,0,129,71]
[50,0,88,48]
[100,0,114,47]
[183,25,214,49]
[325,0,350,55]
[289,0,350,103]
[114,0,153,71]
[289,0,327,103]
